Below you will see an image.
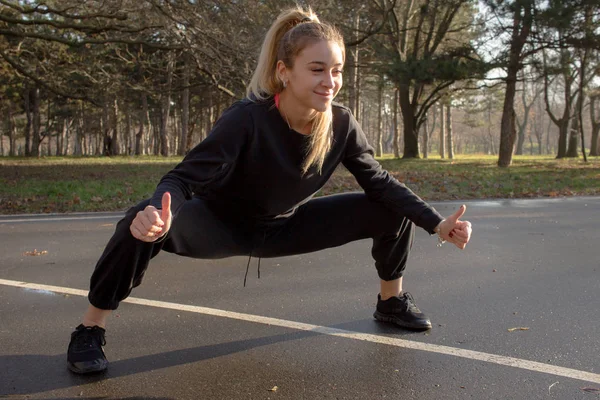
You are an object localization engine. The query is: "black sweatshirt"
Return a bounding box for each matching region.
[150,98,444,234]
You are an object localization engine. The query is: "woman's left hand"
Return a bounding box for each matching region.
[438,205,472,250]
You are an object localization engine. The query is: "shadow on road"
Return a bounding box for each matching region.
[1,318,424,396]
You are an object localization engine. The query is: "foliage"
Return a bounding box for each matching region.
[0,155,598,214]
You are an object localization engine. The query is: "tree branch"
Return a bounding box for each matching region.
[0,50,101,106]
[0,29,184,50]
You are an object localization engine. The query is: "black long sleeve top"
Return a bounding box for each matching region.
[149,97,444,234]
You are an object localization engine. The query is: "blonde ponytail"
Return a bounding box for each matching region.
[247,6,345,175]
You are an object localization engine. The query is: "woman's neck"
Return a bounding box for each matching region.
[277,91,314,135]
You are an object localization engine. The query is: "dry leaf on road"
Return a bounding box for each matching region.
[581,387,600,393]
[507,327,530,332]
[24,249,48,256]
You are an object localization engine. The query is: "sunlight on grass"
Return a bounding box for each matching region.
[1,155,598,214]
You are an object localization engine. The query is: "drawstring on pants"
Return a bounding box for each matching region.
[243,229,267,287]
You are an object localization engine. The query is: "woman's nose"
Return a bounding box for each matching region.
[321,73,335,88]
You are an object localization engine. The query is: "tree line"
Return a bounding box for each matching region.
[1,0,599,166]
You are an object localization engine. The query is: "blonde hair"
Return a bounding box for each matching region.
[247,6,345,175]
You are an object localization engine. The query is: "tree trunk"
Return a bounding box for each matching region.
[576,7,590,162]
[515,75,539,156]
[439,103,446,159]
[556,118,570,158]
[31,86,41,157]
[136,94,148,155]
[58,118,67,156]
[180,53,191,155]
[46,97,52,156]
[376,79,383,157]
[571,39,589,161]
[498,1,532,167]
[393,88,400,158]
[125,102,131,155]
[355,58,361,122]
[543,47,574,159]
[498,78,518,166]
[590,96,599,156]
[206,92,214,139]
[426,104,438,157]
[565,95,581,158]
[74,102,83,156]
[8,103,16,156]
[399,83,419,158]
[24,85,32,156]
[545,117,552,155]
[0,110,4,156]
[153,112,160,156]
[515,114,526,155]
[422,113,428,159]
[102,99,112,156]
[346,12,360,119]
[111,97,120,156]
[446,103,454,159]
[160,55,174,156]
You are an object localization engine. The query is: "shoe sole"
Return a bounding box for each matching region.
[67,360,108,375]
[373,311,432,330]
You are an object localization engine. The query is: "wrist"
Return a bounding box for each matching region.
[434,219,446,247]
[434,219,445,234]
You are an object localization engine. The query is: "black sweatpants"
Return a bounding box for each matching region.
[88,192,415,310]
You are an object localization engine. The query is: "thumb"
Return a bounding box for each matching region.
[161,192,172,222]
[448,204,466,224]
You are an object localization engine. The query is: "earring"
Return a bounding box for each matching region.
[283,81,287,88]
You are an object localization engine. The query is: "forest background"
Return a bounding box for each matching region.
[1,0,599,213]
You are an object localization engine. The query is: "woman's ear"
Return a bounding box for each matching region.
[276,60,288,86]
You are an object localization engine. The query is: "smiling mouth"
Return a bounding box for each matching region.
[315,92,333,97]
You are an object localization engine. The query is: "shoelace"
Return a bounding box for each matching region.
[402,292,421,313]
[72,326,106,352]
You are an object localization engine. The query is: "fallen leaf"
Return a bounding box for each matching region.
[268,386,278,392]
[24,249,48,256]
[507,327,530,332]
[581,387,600,393]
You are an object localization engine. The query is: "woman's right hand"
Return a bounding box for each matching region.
[130,192,172,242]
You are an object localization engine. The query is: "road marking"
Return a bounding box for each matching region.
[1,277,599,384]
[0,215,122,224]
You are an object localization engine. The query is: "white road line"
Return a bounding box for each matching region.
[1,278,599,384]
[0,215,122,223]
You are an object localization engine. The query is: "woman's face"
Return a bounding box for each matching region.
[281,40,344,113]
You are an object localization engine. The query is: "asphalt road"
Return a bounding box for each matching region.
[1,197,599,400]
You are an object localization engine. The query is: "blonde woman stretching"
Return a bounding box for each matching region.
[67,7,472,374]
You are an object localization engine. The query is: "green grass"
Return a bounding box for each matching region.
[1,155,598,214]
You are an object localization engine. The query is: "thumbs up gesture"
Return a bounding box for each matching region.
[437,205,472,250]
[130,192,173,242]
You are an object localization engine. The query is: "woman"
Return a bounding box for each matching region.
[67,7,472,374]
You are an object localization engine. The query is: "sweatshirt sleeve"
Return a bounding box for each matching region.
[149,103,252,215]
[341,112,443,234]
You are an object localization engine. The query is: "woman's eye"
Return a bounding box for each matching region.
[312,69,324,72]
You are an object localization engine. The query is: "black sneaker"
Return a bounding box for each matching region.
[67,324,108,374]
[373,292,432,330]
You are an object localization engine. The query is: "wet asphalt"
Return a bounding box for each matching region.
[0,196,599,400]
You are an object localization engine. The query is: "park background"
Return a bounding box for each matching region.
[1,0,599,214]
